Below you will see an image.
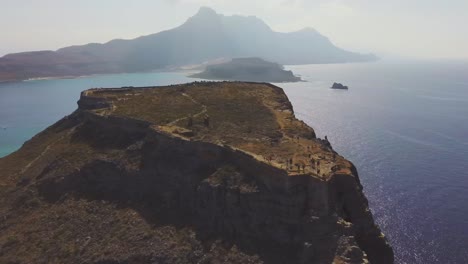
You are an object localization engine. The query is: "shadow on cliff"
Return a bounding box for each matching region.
[27,115,390,264]
[36,159,309,264]
[33,116,312,264]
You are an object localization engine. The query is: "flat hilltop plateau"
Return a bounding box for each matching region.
[80,82,338,178]
[0,81,393,264]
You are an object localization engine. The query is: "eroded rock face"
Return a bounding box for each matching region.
[0,82,393,264]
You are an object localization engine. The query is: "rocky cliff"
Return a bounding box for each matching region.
[0,82,393,263]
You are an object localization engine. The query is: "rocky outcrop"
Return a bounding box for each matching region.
[331,83,349,90]
[0,82,392,263]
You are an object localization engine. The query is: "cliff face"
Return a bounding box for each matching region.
[0,82,393,263]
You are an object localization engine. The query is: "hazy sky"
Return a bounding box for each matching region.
[1,0,467,59]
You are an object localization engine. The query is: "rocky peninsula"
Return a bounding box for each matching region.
[0,82,393,263]
[190,58,302,82]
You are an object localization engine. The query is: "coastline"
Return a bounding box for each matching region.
[0,60,384,84]
[2,61,468,262]
[0,68,202,84]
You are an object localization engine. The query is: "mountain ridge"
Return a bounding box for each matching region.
[0,7,377,81]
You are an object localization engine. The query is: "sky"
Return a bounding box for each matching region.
[1,0,467,59]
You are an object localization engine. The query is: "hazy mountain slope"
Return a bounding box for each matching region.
[0,7,377,81]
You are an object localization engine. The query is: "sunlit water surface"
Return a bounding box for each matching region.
[1,61,467,263]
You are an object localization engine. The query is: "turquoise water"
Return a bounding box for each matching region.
[0,72,194,157]
[1,62,467,263]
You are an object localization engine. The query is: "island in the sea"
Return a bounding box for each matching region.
[190,57,302,83]
[331,82,349,89]
[0,7,377,82]
[0,82,393,264]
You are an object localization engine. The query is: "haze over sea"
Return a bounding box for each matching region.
[0,61,467,263]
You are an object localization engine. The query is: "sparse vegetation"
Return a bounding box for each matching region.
[0,82,385,264]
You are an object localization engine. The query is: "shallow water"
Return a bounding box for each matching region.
[1,61,467,263]
[0,72,194,157]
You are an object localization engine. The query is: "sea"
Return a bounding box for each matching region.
[0,61,467,264]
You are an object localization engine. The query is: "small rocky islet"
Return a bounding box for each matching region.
[331,82,349,89]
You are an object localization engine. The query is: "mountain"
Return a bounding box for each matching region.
[0,82,393,263]
[190,57,302,82]
[0,7,377,81]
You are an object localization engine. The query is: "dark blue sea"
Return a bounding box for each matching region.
[1,61,467,263]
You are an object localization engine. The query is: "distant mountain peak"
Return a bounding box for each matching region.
[0,7,378,81]
[183,6,221,27]
[195,6,219,17]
